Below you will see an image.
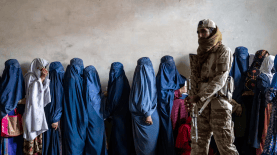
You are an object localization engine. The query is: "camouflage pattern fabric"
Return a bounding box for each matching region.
[190,44,239,155]
[191,98,238,155]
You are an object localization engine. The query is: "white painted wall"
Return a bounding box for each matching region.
[1,0,277,89]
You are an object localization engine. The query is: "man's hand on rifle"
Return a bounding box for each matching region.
[184,95,200,112]
[179,85,187,94]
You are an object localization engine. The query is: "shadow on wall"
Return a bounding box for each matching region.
[175,54,191,79]
[62,63,69,72]
[21,62,31,76]
[125,70,136,87]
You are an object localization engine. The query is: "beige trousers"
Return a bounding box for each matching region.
[190,97,239,155]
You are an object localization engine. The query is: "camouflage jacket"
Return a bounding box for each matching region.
[197,44,233,102]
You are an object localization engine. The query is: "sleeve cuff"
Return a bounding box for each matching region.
[144,112,151,118]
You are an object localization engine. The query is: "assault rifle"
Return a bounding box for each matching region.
[188,54,199,143]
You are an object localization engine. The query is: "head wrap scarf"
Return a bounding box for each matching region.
[42,61,64,155]
[249,50,269,69]
[129,57,160,155]
[197,19,223,66]
[260,55,275,84]
[24,58,51,104]
[24,58,50,82]
[0,59,25,119]
[24,58,50,102]
[62,58,88,155]
[244,50,269,92]
[156,55,186,155]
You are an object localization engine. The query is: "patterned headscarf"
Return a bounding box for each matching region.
[244,50,269,92]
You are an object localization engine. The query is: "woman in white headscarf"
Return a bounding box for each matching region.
[23,58,51,155]
[248,55,275,154]
[260,55,275,84]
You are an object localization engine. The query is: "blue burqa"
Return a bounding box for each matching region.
[83,65,107,155]
[129,57,160,155]
[0,59,25,155]
[106,62,135,155]
[229,46,249,103]
[42,62,64,155]
[62,58,88,155]
[156,55,186,155]
[0,59,25,119]
[229,47,249,153]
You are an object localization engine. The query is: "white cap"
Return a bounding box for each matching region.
[198,19,216,29]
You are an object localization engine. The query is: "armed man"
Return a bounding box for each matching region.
[185,19,239,155]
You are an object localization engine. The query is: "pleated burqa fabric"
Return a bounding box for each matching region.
[42,62,64,155]
[230,46,249,104]
[62,58,88,155]
[0,59,25,119]
[229,47,249,154]
[83,65,107,155]
[156,55,186,155]
[129,57,160,155]
[0,59,25,155]
[106,62,135,155]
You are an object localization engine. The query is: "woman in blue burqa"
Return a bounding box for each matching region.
[229,46,249,154]
[42,62,63,155]
[156,55,186,155]
[262,55,277,155]
[129,57,160,155]
[249,55,275,150]
[105,62,135,155]
[83,65,107,155]
[62,58,88,155]
[0,59,25,155]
